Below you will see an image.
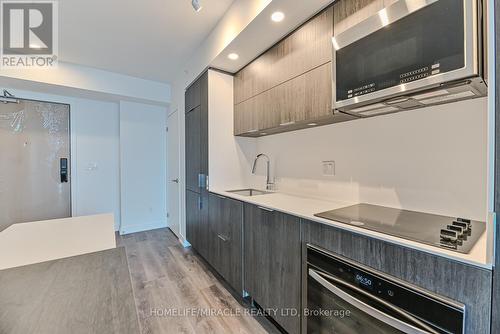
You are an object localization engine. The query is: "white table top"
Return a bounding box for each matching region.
[0,214,116,270]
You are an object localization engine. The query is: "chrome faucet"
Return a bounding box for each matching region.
[252,154,274,190]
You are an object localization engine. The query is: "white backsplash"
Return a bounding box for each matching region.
[249,98,489,221]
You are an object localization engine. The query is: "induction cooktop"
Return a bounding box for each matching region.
[314,204,486,254]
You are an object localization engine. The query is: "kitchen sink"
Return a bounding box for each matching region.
[226,189,272,197]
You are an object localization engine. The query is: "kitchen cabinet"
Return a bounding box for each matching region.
[234,6,338,137]
[185,72,209,260]
[234,7,333,105]
[185,105,201,192]
[333,0,398,36]
[234,63,333,136]
[208,193,243,294]
[234,97,260,135]
[243,204,301,334]
[185,77,201,113]
[185,190,201,254]
[233,0,402,137]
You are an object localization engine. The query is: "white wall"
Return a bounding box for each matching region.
[72,100,121,229]
[208,70,256,190]
[250,98,488,221]
[119,101,167,234]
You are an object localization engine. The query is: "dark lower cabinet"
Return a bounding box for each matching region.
[244,204,302,334]
[186,190,210,260]
[186,190,200,251]
[208,193,243,293]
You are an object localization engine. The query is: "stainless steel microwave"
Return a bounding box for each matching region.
[332,0,487,117]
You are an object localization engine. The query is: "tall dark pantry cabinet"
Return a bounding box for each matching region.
[185,72,210,259]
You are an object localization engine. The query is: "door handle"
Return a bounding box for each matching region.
[308,269,437,334]
[217,234,230,242]
[171,178,179,183]
[257,206,274,212]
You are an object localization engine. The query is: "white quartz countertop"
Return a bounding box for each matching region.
[0,214,116,270]
[210,188,490,269]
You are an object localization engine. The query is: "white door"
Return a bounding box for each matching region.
[166,109,180,237]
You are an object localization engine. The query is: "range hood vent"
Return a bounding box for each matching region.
[338,78,487,118]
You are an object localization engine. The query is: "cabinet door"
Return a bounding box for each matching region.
[333,0,385,36]
[244,204,301,334]
[185,78,201,113]
[197,191,210,260]
[234,6,333,105]
[209,194,243,293]
[186,190,200,250]
[279,62,333,125]
[185,106,201,192]
[234,100,259,135]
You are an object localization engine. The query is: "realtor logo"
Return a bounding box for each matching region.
[1,0,58,68]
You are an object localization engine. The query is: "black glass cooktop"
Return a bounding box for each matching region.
[314,204,486,254]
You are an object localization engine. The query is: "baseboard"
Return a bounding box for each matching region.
[178,233,191,248]
[119,221,167,235]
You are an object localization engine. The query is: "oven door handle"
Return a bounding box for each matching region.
[308,269,438,334]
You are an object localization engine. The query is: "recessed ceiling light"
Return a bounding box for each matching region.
[271,11,285,22]
[191,0,202,12]
[228,53,239,60]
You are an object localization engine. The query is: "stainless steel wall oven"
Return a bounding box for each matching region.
[306,245,465,333]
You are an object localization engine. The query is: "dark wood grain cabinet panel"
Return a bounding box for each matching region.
[302,220,493,333]
[186,190,200,252]
[185,72,209,260]
[244,204,301,334]
[185,77,201,113]
[185,106,201,192]
[208,193,243,294]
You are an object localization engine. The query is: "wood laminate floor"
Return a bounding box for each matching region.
[117,228,277,334]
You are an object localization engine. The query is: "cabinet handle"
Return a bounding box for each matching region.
[197,174,209,190]
[257,206,274,212]
[217,234,229,242]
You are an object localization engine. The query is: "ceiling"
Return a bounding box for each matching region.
[211,0,332,73]
[58,0,234,83]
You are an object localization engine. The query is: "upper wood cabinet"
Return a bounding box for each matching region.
[234,6,333,106]
[234,62,333,135]
[234,5,360,137]
[334,0,397,35]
